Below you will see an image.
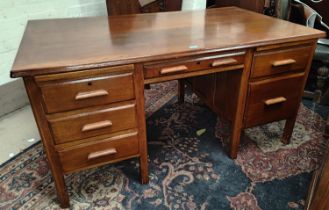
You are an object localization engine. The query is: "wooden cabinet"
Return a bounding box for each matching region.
[106,0,182,15]
[214,0,265,13]
[165,0,182,11]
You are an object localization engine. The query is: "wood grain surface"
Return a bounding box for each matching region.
[11,7,325,77]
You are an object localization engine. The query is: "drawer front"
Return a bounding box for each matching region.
[251,45,313,78]
[39,72,135,113]
[144,52,245,79]
[245,73,305,128]
[58,132,139,173]
[48,102,137,144]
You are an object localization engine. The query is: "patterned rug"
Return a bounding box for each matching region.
[1,81,328,210]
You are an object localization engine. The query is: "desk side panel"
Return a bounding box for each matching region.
[23,77,70,208]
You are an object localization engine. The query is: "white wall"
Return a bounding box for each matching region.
[0,0,207,116]
[0,0,108,86]
[182,0,206,11]
[0,0,207,86]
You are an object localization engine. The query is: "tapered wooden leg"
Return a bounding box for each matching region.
[282,115,297,144]
[139,155,149,184]
[230,125,243,159]
[43,160,70,208]
[229,50,253,159]
[134,64,149,184]
[178,79,185,103]
[57,178,70,208]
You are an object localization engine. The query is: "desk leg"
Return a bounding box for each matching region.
[178,79,185,103]
[282,118,295,144]
[229,50,253,159]
[282,113,298,144]
[24,77,70,208]
[135,65,149,184]
[281,42,317,145]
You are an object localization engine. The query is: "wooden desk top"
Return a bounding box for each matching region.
[11,7,325,77]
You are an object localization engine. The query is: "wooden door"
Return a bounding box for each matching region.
[106,0,141,15]
[165,0,182,11]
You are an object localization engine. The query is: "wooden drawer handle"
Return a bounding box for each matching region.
[160,65,188,75]
[88,148,117,160]
[75,89,109,100]
[272,59,296,67]
[82,120,112,132]
[264,97,287,106]
[211,58,238,67]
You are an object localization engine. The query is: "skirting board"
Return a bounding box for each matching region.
[0,79,29,117]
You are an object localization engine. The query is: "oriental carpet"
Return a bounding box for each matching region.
[0,81,328,210]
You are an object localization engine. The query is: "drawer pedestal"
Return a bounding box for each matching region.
[189,42,316,151]
[23,65,149,208]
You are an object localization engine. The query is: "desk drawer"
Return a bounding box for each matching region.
[37,67,135,113]
[251,45,313,78]
[47,102,137,144]
[58,132,139,173]
[144,52,245,80]
[245,73,305,127]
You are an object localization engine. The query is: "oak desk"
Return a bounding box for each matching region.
[11,7,325,208]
